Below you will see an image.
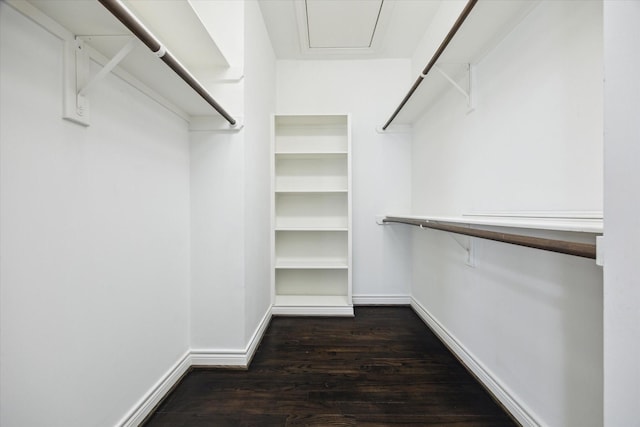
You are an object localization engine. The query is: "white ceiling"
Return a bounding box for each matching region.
[306,0,383,48]
[259,0,442,59]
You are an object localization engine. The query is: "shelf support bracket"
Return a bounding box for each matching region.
[78,36,136,97]
[450,231,476,267]
[434,64,476,113]
[63,36,136,127]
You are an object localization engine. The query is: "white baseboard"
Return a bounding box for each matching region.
[245,307,273,365]
[190,307,271,369]
[271,305,354,316]
[118,307,273,426]
[410,297,540,427]
[189,351,250,367]
[191,306,273,367]
[353,294,411,305]
[118,350,192,427]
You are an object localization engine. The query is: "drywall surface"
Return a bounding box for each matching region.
[410,1,603,426]
[603,2,640,425]
[411,0,467,77]
[189,128,246,350]
[0,4,190,426]
[276,59,413,301]
[190,0,244,68]
[243,0,276,341]
[189,2,247,351]
[189,0,276,352]
[412,2,603,215]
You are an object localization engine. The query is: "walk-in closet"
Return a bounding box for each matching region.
[1,1,638,426]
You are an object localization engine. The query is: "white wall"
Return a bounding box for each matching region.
[0,3,191,426]
[603,2,640,425]
[189,0,246,352]
[190,128,246,350]
[276,59,413,301]
[243,0,276,341]
[411,0,467,78]
[410,1,603,426]
[190,0,275,351]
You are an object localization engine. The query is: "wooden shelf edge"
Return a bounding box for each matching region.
[383,213,603,234]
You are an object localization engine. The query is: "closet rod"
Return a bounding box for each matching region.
[382,0,478,131]
[97,0,237,126]
[383,216,597,259]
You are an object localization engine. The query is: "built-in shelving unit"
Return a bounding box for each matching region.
[272,115,353,316]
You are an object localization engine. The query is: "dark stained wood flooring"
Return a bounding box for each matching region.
[143,306,518,426]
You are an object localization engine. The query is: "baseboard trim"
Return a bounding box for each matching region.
[271,305,354,316]
[410,297,540,427]
[353,294,411,305]
[118,307,273,425]
[245,307,273,366]
[118,350,192,427]
[191,306,273,367]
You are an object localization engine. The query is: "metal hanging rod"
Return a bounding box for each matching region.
[97,0,237,126]
[382,0,478,131]
[383,216,597,259]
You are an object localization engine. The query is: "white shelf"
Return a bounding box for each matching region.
[383,213,603,234]
[275,189,348,194]
[275,153,347,159]
[275,227,348,232]
[275,115,348,153]
[275,154,347,193]
[276,269,348,293]
[391,0,539,125]
[19,0,233,119]
[275,150,348,155]
[274,295,351,307]
[275,182,348,193]
[276,192,347,229]
[275,259,348,269]
[272,114,352,314]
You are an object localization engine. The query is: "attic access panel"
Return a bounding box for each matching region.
[305,0,383,49]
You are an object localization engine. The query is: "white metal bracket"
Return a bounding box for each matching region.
[78,37,136,97]
[450,232,476,267]
[63,36,136,127]
[63,38,90,126]
[434,63,476,113]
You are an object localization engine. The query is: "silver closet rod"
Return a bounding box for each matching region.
[98,0,237,126]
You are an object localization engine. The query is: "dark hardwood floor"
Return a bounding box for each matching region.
[143,306,517,426]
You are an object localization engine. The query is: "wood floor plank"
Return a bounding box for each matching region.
[142,306,517,426]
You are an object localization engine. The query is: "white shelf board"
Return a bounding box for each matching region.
[391,0,540,124]
[274,295,351,307]
[24,0,232,118]
[275,151,348,156]
[383,213,603,234]
[275,217,348,230]
[275,227,349,232]
[275,115,349,127]
[275,189,348,194]
[275,258,348,269]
